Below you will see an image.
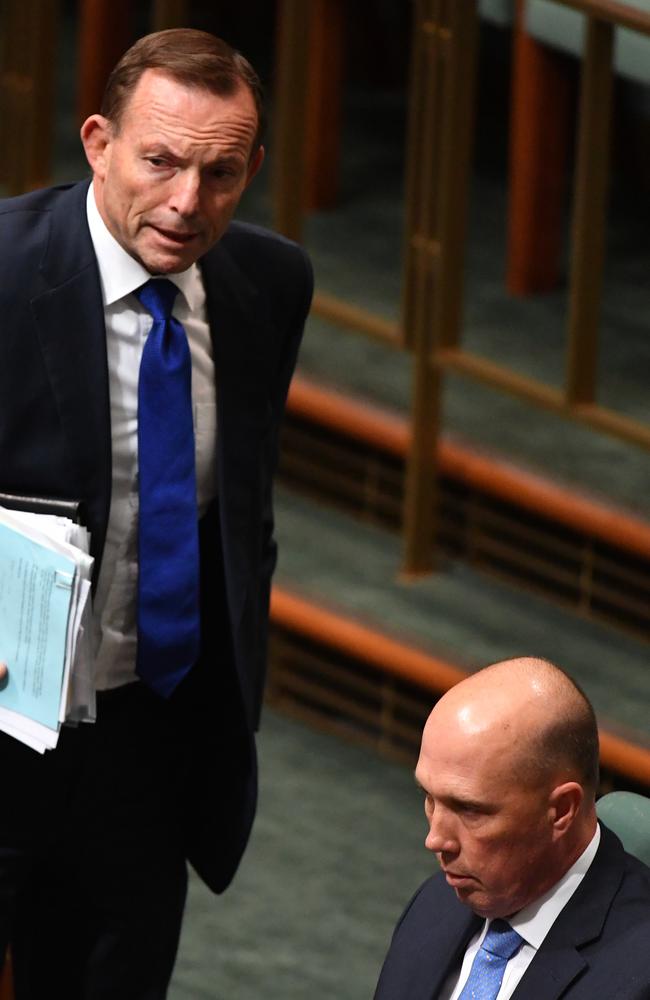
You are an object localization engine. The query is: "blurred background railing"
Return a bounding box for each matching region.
[1,0,649,809]
[2,0,650,993]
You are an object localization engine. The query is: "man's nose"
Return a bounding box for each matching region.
[425,806,459,855]
[169,172,201,218]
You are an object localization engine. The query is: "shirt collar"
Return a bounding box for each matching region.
[85,183,200,310]
[506,823,601,950]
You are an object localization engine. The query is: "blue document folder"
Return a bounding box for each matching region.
[0,521,76,729]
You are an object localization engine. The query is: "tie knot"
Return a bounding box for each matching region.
[135,278,179,321]
[482,920,523,961]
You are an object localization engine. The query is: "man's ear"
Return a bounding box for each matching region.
[245,145,265,188]
[80,115,113,178]
[548,781,584,838]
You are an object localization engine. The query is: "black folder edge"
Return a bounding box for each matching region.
[0,493,84,524]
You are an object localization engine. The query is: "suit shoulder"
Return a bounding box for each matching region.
[0,181,94,292]
[221,220,312,278]
[391,871,449,931]
[0,187,58,284]
[619,848,650,906]
[0,182,79,218]
[0,183,83,263]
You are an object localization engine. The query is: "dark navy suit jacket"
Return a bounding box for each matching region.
[374,824,650,999]
[0,180,313,892]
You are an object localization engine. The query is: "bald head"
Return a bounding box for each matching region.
[416,658,599,918]
[428,657,599,796]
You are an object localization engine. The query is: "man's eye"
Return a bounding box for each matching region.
[146,157,168,168]
[459,804,485,821]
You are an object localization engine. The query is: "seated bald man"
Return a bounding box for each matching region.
[374,657,650,1000]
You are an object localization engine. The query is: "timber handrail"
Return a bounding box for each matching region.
[270,586,650,787]
[557,0,650,34]
[287,375,650,562]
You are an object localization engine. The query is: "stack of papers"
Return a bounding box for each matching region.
[0,505,95,752]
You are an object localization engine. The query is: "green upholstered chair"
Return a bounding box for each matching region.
[596,791,650,867]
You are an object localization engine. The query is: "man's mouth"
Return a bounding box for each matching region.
[151,225,198,245]
[443,869,475,888]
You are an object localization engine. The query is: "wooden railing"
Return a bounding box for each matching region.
[271,0,650,575]
[270,586,650,787]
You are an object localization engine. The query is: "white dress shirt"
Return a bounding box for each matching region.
[440,824,601,1000]
[86,185,218,690]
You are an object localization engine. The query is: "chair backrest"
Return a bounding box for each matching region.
[596,791,650,866]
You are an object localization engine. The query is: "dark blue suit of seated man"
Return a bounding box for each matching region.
[374,657,650,1000]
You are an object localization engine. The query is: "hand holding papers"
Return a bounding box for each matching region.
[0,503,94,753]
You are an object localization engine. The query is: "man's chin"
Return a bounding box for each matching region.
[136,244,201,276]
[450,882,495,917]
[463,893,514,921]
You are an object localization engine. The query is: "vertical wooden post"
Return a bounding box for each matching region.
[565,17,614,405]
[76,0,132,125]
[271,0,311,241]
[401,0,445,574]
[303,0,345,210]
[272,0,346,237]
[151,0,189,31]
[506,0,574,295]
[0,0,59,194]
[435,0,479,350]
[402,0,478,575]
[401,0,443,355]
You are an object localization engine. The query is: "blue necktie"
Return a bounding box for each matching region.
[457,919,524,1000]
[135,278,200,697]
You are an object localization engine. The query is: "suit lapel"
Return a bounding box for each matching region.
[30,181,112,566]
[200,231,277,406]
[511,824,626,999]
[510,940,586,999]
[384,880,482,1000]
[200,237,274,626]
[424,907,482,999]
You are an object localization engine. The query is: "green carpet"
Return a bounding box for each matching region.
[170,708,432,999]
[272,487,650,746]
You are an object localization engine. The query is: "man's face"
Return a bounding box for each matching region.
[82,69,263,274]
[415,713,559,919]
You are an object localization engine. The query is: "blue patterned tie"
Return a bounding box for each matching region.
[457,919,523,1000]
[135,278,200,697]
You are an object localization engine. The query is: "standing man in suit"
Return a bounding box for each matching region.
[374,658,650,999]
[0,28,312,998]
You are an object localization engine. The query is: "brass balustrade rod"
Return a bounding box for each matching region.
[402,0,479,575]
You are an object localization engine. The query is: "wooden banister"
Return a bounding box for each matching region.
[270,586,650,786]
[286,375,650,562]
